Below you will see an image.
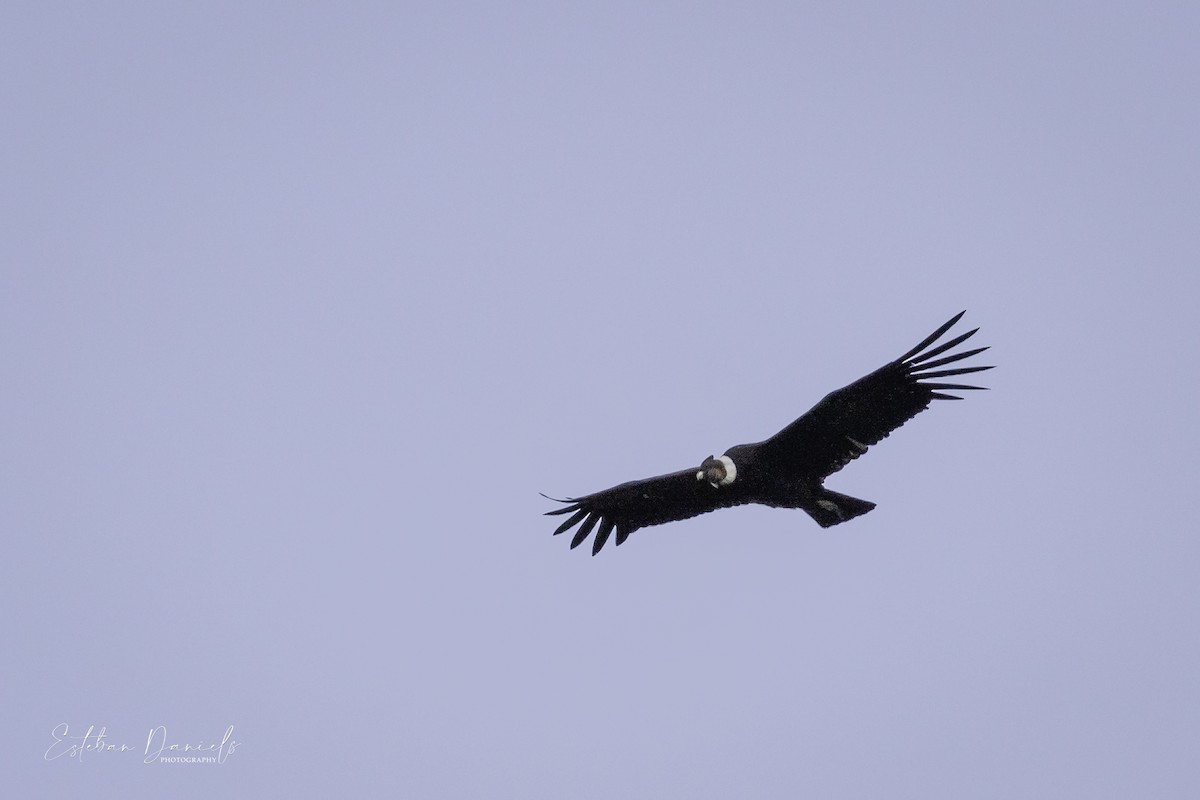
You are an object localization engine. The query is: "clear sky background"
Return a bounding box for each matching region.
[4,2,1198,797]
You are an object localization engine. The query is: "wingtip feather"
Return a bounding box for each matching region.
[920,382,988,391]
[897,310,968,362]
[544,505,581,517]
[906,327,980,365]
[914,365,994,379]
[552,509,588,536]
[592,519,616,555]
[911,348,990,374]
[570,513,600,549]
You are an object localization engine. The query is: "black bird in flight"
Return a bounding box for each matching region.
[545,311,993,555]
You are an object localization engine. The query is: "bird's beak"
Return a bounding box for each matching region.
[697,456,727,488]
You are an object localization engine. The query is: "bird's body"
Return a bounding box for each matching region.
[545,311,993,554]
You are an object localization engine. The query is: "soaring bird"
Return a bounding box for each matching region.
[545,311,992,555]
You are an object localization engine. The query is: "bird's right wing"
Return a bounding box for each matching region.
[761,311,992,479]
[544,468,747,555]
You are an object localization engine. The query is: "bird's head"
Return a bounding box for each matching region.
[696,454,737,488]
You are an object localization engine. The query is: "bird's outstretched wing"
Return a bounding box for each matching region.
[762,310,993,479]
[544,468,750,555]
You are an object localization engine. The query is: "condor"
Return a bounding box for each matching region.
[545,311,993,555]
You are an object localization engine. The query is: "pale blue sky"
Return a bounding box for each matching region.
[4,2,1199,797]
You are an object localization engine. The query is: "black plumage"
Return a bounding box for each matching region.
[545,311,993,555]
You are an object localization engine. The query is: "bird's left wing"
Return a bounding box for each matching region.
[544,468,745,555]
[761,311,993,480]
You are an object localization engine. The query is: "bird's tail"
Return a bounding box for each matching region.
[805,489,876,528]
